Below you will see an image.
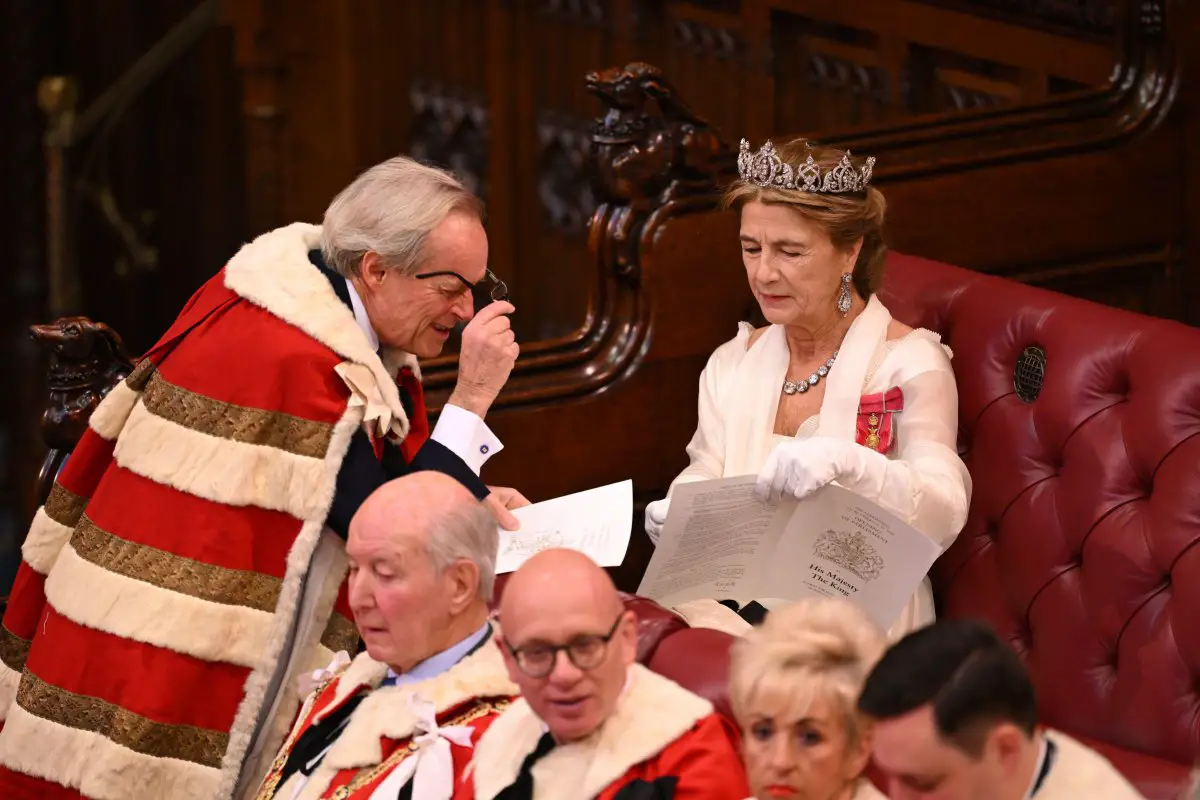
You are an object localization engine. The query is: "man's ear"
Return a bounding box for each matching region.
[986,723,1027,776]
[359,251,389,290]
[497,621,523,682]
[443,559,481,615]
[618,608,639,665]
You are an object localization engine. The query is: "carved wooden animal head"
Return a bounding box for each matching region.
[31,316,134,450]
[585,61,664,111]
[31,317,131,365]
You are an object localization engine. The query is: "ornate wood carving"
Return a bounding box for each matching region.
[672,16,740,60]
[29,318,133,507]
[536,111,597,232]
[925,0,1118,34]
[409,79,490,200]
[587,62,734,279]
[420,61,734,408]
[806,47,891,110]
[825,2,1172,182]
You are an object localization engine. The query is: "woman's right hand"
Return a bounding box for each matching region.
[645,498,670,545]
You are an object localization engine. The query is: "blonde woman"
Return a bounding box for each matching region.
[730,598,886,800]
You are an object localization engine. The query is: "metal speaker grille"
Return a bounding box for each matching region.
[1014,346,1046,403]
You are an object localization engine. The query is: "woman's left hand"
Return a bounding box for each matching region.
[485,485,531,531]
[755,437,863,503]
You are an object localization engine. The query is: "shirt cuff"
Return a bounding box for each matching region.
[429,404,503,475]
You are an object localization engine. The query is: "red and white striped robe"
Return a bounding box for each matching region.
[0,223,422,800]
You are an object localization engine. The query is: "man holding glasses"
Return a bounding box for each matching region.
[316,155,527,531]
[0,156,527,800]
[467,549,749,800]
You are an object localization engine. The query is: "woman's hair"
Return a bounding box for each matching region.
[723,138,888,298]
[321,156,485,278]
[729,598,886,746]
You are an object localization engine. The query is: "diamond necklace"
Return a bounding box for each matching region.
[782,350,838,395]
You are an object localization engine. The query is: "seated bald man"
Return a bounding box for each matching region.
[467,549,749,800]
[254,473,518,800]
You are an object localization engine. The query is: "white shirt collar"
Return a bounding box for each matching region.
[344,278,380,352]
[1021,734,1050,800]
[383,620,491,687]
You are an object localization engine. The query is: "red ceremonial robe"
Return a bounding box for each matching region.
[467,664,750,800]
[256,635,517,800]
[0,223,427,800]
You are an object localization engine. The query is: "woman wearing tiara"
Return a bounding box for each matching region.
[644,137,971,638]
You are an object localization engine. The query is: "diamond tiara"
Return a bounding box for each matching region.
[737,138,875,194]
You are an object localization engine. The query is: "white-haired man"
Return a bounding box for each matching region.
[254,472,518,800]
[0,157,526,800]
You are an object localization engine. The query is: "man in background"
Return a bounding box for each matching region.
[468,548,749,800]
[858,618,1144,799]
[0,156,526,800]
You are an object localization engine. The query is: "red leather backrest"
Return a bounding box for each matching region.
[879,252,1200,766]
[645,626,737,720]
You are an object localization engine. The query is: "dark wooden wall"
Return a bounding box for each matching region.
[0,0,246,591]
[1,0,1194,595]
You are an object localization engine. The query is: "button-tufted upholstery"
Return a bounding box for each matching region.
[879,252,1199,797]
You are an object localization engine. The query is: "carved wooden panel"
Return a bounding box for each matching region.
[409,79,490,199]
[919,0,1118,37]
[224,0,1128,360]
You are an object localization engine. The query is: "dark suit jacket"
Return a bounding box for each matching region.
[312,250,490,538]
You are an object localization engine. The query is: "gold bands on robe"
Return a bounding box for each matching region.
[125,358,157,391]
[139,371,335,459]
[16,670,229,768]
[0,624,30,673]
[43,483,88,529]
[320,612,359,655]
[71,515,283,613]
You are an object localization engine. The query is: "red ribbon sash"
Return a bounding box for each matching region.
[371,367,430,462]
[396,366,430,463]
[856,386,904,454]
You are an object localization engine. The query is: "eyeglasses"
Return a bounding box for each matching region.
[504,614,625,678]
[415,268,508,308]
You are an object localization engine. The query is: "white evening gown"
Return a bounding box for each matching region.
[650,296,972,639]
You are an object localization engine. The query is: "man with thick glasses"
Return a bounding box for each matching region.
[0,156,529,800]
[468,549,750,799]
[252,472,519,800]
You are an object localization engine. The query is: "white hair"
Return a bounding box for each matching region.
[425,500,498,602]
[320,156,485,278]
[730,598,886,744]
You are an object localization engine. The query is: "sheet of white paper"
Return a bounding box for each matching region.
[636,478,942,631]
[765,483,942,631]
[495,480,633,574]
[636,476,785,604]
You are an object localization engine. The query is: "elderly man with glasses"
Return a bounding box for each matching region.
[466,549,750,800]
[0,156,528,800]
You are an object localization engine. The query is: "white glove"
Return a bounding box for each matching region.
[644,498,670,545]
[755,435,969,549]
[756,436,862,504]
